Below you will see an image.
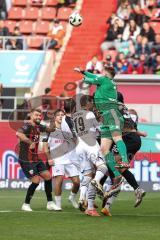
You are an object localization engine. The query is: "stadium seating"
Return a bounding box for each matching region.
[45,0,58,6]
[41,7,56,20]
[8,7,24,20]
[12,0,28,6]
[19,20,34,34]
[34,21,50,34]
[57,7,73,20]
[27,36,44,48]
[24,7,40,20]
[28,0,43,6]
[4,20,17,33]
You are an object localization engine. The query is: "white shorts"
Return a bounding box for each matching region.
[76,140,105,173]
[52,164,79,177]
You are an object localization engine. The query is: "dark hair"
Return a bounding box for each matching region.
[14,26,20,31]
[117,91,124,103]
[54,109,64,117]
[80,95,93,107]
[30,108,42,114]
[64,98,76,113]
[104,66,116,78]
[44,87,51,94]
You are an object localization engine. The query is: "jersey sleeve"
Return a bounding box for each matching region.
[83,71,103,85]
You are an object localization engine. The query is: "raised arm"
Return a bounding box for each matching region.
[74,67,103,85]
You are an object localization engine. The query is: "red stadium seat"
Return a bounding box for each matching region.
[57,7,73,20]
[24,7,40,20]
[12,0,28,6]
[45,0,58,6]
[19,20,34,34]
[27,36,44,48]
[4,21,17,33]
[41,7,56,20]
[8,7,24,20]
[149,22,160,34]
[35,21,50,34]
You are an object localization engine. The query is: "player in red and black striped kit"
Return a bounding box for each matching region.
[16,108,60,211]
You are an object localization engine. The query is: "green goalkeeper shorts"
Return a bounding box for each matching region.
[100,108,124,139]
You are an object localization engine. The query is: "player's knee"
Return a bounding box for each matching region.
[31,176,40,184]
[112,135,122,143]
[97,164,108,174]
[72,177,80,187]
[41,171,51,181]
[101,146,109,155]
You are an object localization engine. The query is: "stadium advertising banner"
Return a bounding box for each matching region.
[0,51,45,87]
[0,122,160,191]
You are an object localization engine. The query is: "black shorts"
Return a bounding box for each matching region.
[111,132,141,161]
[19,160,48,179]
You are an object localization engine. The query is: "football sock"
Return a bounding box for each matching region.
[116,140,128,163]
[105,152,121,177]
[94,165,108,183]
[79,176,92,201]
[55,195,61,208]
[25,182,39,204]
[44,179,53,202]
[105,191,120,209]
[69,191,77,200]
[87,183,96,210]
[121,170,139,190]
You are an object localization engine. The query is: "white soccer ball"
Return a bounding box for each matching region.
[69,12,83,27]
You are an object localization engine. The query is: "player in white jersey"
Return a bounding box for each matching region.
[73,95,108,216]
[44,109,80,210]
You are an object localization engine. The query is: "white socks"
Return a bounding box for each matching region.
[55,196,61,208]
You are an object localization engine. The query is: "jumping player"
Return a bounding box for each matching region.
[74,66,130,173]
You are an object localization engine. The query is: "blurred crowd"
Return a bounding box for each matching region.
[91,0,160,75]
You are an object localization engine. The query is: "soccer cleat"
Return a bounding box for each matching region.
[68,196,79,209]
[47,201,62,211]
[91,179,104,198]
[134,188,146,208]
[21,203,33,212]
[78,200,86,212]
[85,209,100,217]
[115,162,130,169]
[102,179,122,207]
[101,207,112,216]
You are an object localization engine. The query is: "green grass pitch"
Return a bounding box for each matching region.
[0,190,160,240]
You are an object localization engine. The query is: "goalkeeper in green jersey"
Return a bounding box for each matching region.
[74,66,130,169]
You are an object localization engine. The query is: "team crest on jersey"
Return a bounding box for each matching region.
[29,170,34,175]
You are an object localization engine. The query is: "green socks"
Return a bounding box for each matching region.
[116,140,128,163]
[105,152,121,177]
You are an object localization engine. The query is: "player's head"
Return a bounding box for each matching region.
[103,65,116,79]
[30,109,42,124]
[80,95,94,110]
[117,91,124,103]
[54,109,64,125]
[64,98,76,114]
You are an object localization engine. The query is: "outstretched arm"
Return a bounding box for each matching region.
[74,67,103,85]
